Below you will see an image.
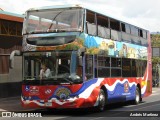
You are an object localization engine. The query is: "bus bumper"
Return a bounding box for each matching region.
[21,96,98,109]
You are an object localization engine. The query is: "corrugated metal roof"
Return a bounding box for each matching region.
[0,11,24,22]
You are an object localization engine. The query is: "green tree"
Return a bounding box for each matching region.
[151,34,160,47]
[151,34,160,70]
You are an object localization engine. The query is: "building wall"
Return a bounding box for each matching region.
[9,56,22,82]
[0,56,22,83]
[0,18,23,98]
[0,57,22,98]
[0,39,22,97]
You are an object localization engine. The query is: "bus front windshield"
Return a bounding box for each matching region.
[23,51,82,84]
[23,8,83,34]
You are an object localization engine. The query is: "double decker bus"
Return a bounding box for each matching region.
[11,4,152,111]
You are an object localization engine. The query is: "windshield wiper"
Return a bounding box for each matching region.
[48,9,66,30]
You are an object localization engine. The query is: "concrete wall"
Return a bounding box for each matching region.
[0,56,22,98]
[8,56,22,83]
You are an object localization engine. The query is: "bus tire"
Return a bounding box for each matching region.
[97,89,106,112]
[134,87,141,105]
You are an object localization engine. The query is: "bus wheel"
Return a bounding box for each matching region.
[97,89,106,112]
[134,87,140,104]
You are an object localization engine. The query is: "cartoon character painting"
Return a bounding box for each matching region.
[128,48,136,58]
[99,41,108,50]
[122,44,127,57]
[108,41,115,56]
[99,40,108,55]
[118,43,127,58]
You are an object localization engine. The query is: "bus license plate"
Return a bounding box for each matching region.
[45,102,52,107]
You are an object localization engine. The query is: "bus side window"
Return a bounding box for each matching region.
[86,10,97,35]
[122,58,131,77]
[97,14,110,39]
[97,56,110,77]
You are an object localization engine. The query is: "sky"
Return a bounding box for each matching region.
[0,0,160,32]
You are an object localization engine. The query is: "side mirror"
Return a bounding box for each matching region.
[9,50,21,69]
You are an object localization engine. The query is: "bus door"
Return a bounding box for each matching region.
[85,54,94,80]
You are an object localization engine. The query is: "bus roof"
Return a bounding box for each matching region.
[27,4,82,11]
[27,4,148,31]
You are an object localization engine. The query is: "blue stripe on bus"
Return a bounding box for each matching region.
[70,78,98,96]
[107,83,136,102]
